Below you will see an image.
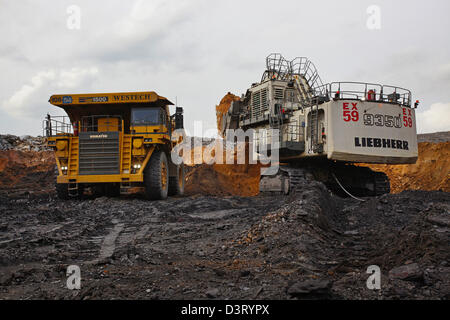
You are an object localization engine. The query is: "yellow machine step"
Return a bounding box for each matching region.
[68,138,79,176]
[121,135,132,173]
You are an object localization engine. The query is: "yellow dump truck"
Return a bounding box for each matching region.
[44,91,185,200]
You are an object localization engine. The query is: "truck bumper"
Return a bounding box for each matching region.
[57,174,144,184]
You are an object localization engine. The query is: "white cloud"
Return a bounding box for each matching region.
[0,0,449,136]
[113,0,197,42]
[1,67,99,118]
[416,102,450,133]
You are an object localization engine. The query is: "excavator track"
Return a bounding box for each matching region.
[260,162,391,197]
[280,167,311,192]
[321,163,391,197]
[374,171,391,196]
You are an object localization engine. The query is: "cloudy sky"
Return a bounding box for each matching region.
[1,0,449,136]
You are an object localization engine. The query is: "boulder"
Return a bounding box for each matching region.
[389,263,423,280]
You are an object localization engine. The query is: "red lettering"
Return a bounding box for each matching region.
[343,110,351,122]
[343,103,359,122]
[403,115,413,127]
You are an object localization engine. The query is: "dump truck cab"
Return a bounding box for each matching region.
[44,91,185,200]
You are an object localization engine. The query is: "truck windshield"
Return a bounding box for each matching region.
[131,108,160,125]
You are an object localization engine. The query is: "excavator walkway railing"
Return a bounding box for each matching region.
[261,54,325,94]
[254,124,305,154]
[314,82,412,107]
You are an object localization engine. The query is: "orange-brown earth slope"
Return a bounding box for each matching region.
[364,141,449,193]
[0,110,448,197]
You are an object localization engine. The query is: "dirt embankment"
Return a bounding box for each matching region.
[216,92,240,135]
[366,141,450,193]
[0,150,55,195]
[0,134,54,196]
[185,162,261,197]
[184,93,262,197]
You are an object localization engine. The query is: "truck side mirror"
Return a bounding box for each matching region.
[175,107,184,129]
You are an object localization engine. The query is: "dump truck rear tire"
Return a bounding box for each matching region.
[168,163,185,196]
[144,150,169,200]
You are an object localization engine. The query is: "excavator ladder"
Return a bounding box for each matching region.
[308,99,323,153]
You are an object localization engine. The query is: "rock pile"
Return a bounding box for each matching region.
[0,135,48,152]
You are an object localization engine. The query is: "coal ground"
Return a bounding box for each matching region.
[0,175,448,300]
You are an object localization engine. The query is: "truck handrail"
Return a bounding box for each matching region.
[42,115,73,137]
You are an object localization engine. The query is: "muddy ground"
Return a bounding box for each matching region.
[0,180,448,300]
[0,132,449,300]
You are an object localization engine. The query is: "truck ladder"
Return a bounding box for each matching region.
[68,137,79,176]
[121,135,132,174]
[68,179,79,197]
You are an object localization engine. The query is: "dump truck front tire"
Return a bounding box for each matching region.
[168,163,185,196]
[144,150,169,200]
[105,183,120,197]
[56,183,70,200]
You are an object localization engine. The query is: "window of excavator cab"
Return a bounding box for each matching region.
[131,108,160,125]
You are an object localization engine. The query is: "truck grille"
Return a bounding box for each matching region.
[79,132,120,175]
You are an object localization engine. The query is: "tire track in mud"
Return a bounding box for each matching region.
[91,219,124,264]
[89,214,156,265]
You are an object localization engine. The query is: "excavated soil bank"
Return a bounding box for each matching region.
[185,163,261,197]
[364,141,450,193]
[0,150,54,197]
[216,92,240,135]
